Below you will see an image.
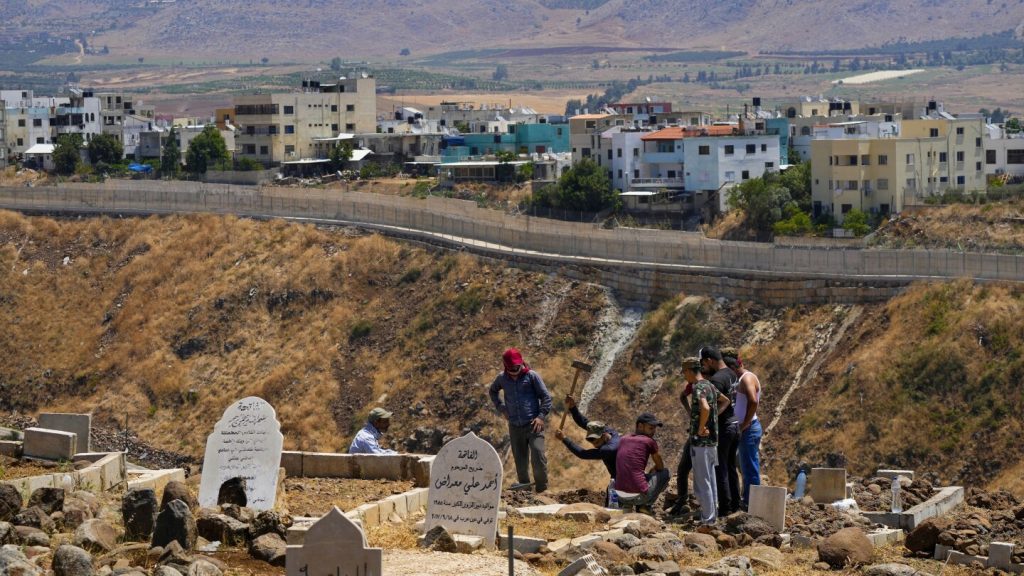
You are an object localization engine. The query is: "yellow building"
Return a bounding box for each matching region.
[811,117,986,221]
[569,113,627,171]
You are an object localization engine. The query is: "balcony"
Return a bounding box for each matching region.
[629,177,685,188]
[643,152,683,164]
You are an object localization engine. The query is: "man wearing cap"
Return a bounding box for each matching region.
[613,413,670,515]
[723,349,762,511]
[554,394,620,479]
[700,346,741,516]
[684,356,723,525]
[348,407,398,455]
[489,348,553,492]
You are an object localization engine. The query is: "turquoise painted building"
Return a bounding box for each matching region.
[442,123,569,162]
[767,117,790,165]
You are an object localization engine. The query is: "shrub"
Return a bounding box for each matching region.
[399,268,421,284]
[349,319,373,342]
[454,287,484,314]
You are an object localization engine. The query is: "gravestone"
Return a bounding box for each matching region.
[810,468,847,503]
[198,397,283,511]
[23,427,77,461]
[286,506,381,576]
[38,413,91,453]
[748,485,787,532]
[424,432,502,549]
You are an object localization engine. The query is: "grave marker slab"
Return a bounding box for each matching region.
[286,507,381,576]
[23,427,77,461]
[198,396,283,511]
[810,468,847,503]
[424,432,502,549]
[38,413,91,453]
[748,485,787,532]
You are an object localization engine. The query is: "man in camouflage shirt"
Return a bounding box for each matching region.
[685,356,728,525]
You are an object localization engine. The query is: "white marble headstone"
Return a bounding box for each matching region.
[286,507,381,576]
[198,396,283,511]
[424,431,502,549]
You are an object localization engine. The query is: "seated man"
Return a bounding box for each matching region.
[554,394,620,480]
[348,407,398,454]
[613,413,670,515]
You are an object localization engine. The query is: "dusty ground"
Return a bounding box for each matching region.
[283,477,414,517]
[870,200,1024,253]
[0,457,71,480]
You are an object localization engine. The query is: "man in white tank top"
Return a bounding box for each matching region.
[724,349,762,511]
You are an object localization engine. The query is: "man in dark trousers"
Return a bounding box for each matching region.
[555,394,620,480]
[700,346,740,516]
[489,348,553,493]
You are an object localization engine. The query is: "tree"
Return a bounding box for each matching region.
[185,126,228,174]
[328,141,353,172]
[52,133,83,175]
[1005,118,1021,134]
[87,133,123,166]
[842,209,871,236]
[161,126,181,178]
[399,48,410,56]
[260,57,269,65]
[777,161,812,212]
[532,159,617,212]
[726,176,794,240]
[492,64,508,81]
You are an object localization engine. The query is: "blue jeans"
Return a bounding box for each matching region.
[738,419,763,506]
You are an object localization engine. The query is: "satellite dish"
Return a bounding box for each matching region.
[645,96,651,103]
[316,68,322,72]
[361,72,368,79]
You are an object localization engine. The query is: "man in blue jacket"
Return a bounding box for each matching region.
[489,348,553,493]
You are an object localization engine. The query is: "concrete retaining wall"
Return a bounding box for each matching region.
[281,451,434,488]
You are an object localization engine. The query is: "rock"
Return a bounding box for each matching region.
[610,533,642,550]
[14,525,50,546]
[215,478,246,507]
[248,510,289,539]
[743,545,783,571]
[0,545,43,576]
[22,546,50,560]
[716,533,737,549]
[197,513,248,546]
[817,527,873,568]
[0,521,14,545]
[152,567,183,576]
[680,555,754,576]
[684,532,719,554]
[864,563,935,576]
[71,492,101,516]
[0,484,22,521]
[813,561,831,570]
[53,545,94,576]
[153,500,198,551]
[13,507,55,533]
[122,489,159,542]
[723,512,776,539]
[161,483,198,512]
[905,517,951,554]
[556,503,612,523]
[619,514,662,537]
[63,498,94,531]
[219,505,255,525]
[187,559,222,576]
[28,487,65,514]
[630,541,669,561]
[593,540,629,563]
[74,519,119,553]
[634,559,681,575]
[422,526,458,553]
[157,540,192,570]
[248,533,286,567]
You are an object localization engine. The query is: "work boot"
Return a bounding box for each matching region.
[667,503,691,517]
[636,504,654,516]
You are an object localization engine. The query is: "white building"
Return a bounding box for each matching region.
[983,123,1024,179]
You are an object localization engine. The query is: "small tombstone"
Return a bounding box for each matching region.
[748,485,787,532]
[39,413,92,453]
[198,397,283,511]
[424,432,502,549]
[810,468,847,504]
[286,507,381,576]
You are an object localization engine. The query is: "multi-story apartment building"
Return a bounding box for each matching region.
[811,115,986,221]
[983,123,1024,178]
[51,89,103,145]
[569,113,629,170]
[233,76,376,165]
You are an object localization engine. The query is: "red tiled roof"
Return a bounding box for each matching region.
[640,125,736,141]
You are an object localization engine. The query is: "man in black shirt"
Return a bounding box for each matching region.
[700,346,740,516]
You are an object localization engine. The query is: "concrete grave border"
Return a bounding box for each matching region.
[0,452,126,502]
[861,486,964,530]
[935,542,1023,574]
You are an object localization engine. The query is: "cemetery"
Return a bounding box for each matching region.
[2,397,1023,576]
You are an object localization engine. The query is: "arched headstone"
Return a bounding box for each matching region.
[198,396,283,510]
[424,432,502,549]
[286,507,381,576]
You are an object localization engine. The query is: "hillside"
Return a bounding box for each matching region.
[0,210,1022,498]
[2,0,1022,61]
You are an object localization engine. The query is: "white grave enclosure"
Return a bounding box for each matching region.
[198,396,284,510]
[425,432,503,549]
[286,507,382,576]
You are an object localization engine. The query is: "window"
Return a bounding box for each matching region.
[582,148,591,157]
[36,137,44,144]
[285,125,294,134]
[939,176,948,183]
[746,144,756,154]
[848,155,858,166]
[617,169,622,178]
[667,170,676,178]
[617,148,622,158]
[877,178,889,190]
[906,178,917,189]
[243,144,255,154]
[742,170,750,180]
[976,137,982,148]
[761,144,767,152]
[284,145,294,155]
[906,154,914,165]
[259,146,268,155]
[956,127,964,135]
[585,121,596,129]
[861,154,870,166]
[1008,150,1024,164]
[607,149,612,160]
[841,203,852,214]
[846,180,858,190]
[16,138,23,146]
[268,125,278,134]
[957,175,965,185]
[976,161,982,171]
[929,128,939,137]
[800,126,811,136]
[956,151,964,162]
[878,154,888,165]
[32,118,42,127]
[332,124,339,132]
[765,162,774,168]
[699,145,710,155]
[725,171,735,180]
[938,152,947,163]
[724,145,734,155]
[17,119,25,127]
[283,105,294,114]
[633,148,639,157]
[987,150,997,164]
[345,123,355,131]
[346,104,355,112]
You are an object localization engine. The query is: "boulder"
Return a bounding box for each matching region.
[122,489,159,542]
[593,540,629,563]
[187,559,222,576]
[743,544,783,571]
[684,532,719,555]
[28,487,65,514]
[157,540,193,571]
[73,519,119,553]
[724,512,776,539]
[12,506,55,533]
[160,483,198,512]
[0,545,43,576]
[196,514,248,546]
[556,503,612,523]
[864,563,936,576]
[422,526,458,553]
[52,545,94,576]
[905,517,952,554]
[0,484,22,521]
[680,555,754,576]
[215,478,246,507]
[62,498,94,531]
[817,527,873,568]
[610,533,642,550]
[634,559,681,575]
[153,567,184,576]
[248,533,286,567]
[0,521,14,545]
[153,500,198,551]
[220,505,255,525]
[248,510,289,539]
[630,541,669,562]
[14,525,50,546]
[71,492,100,516]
